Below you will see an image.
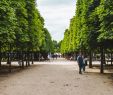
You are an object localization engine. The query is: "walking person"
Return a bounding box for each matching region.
[77,53,84,74]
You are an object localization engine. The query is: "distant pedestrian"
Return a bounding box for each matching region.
[77,53,84,74]
[83,56,87,72]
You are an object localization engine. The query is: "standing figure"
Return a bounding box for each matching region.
[77,53,84,74]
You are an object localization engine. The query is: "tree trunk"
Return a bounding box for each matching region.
[8,44,12,72]
[100,47,104,73]
[31,52,34,64]
[21,51,24,68]
[0,43,1,67]
[111,52,112,65]
[27,51,30,66]
[18,52,21,68]
[89,50,92,68]
[25,52,28,67]
[74,52,77,61]
[39,52,41,61]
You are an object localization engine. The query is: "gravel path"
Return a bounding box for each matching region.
[0,58,113,95]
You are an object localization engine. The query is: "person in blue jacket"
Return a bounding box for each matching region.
[77,53,84,74]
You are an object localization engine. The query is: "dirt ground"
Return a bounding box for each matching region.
[0,58,113,95]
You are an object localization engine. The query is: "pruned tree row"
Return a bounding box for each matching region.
[61,0,113,73]
[0,0,53,71]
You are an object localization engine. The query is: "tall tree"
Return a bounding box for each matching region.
[0,0,17,50]
[11,0,29,51]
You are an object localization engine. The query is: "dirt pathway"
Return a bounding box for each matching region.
[0,59,113,95]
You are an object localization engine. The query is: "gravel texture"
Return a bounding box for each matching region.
[0,58,113,95]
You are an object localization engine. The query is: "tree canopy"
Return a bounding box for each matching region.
[61,0,113,54]
[0,0,53,54]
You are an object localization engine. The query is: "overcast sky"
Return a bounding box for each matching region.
[36,0,76,42]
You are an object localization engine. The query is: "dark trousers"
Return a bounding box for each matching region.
[79,65,83,74]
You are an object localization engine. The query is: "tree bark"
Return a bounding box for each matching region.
[31,52,34,64]
[25,52,28,67]
[27,51,30,66]
[89,50,92,68]
[100,47,104,73]
[39,52,41,61]
[111,52,112,65]
[0,43,1,67]
[8,44,12,72]
[21,51,24,68]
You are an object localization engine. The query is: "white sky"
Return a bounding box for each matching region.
[36,0,76,42]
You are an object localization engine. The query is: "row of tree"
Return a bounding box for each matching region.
[0,0,53,67]
[61,0,113,73]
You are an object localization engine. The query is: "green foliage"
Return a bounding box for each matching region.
[11,0,29,50]
[0,0,53,54]
[52,40,60,53]
[0,0,17,44]
[60,29,70,53]
[97,0,113,43]
[25,0,41,51]
[40,28,53,53]
[61,0,113,54]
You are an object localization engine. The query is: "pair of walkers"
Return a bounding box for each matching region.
[77,53,87,74]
